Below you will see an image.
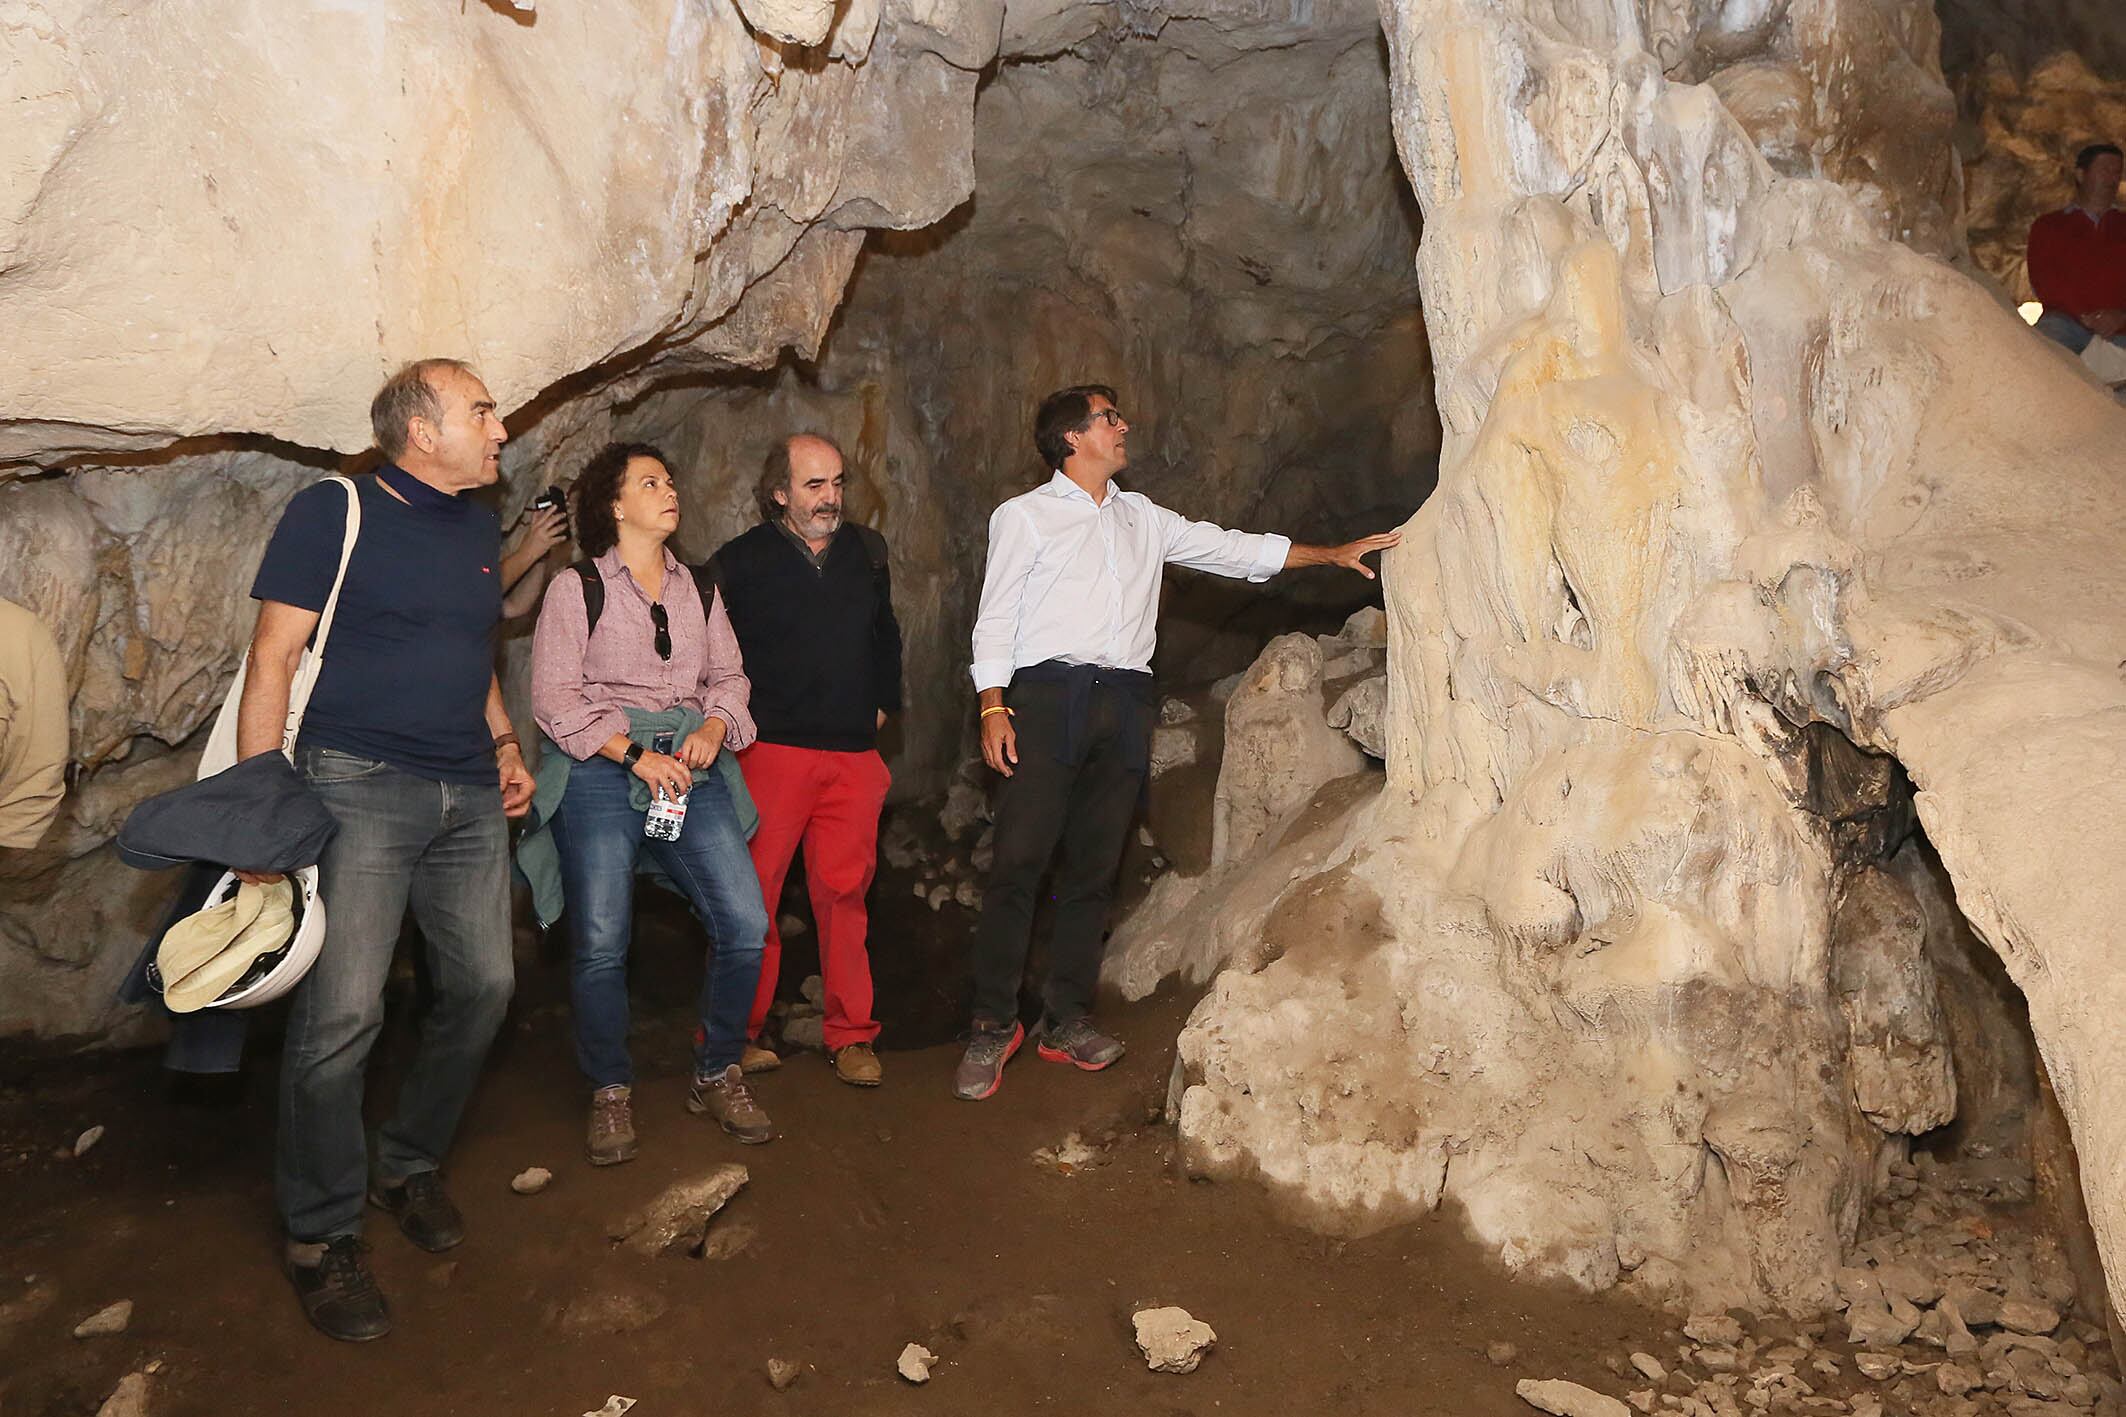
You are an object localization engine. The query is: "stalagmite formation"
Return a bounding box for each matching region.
[1165,0,2126,1325]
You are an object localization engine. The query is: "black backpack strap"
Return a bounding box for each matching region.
[852,524,889,575]
[690,558,721,612]
[571,559,605,637]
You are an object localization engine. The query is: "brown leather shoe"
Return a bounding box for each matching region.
[830,1041,882,1087]
[586,1084,637,1166]
[740,1039,782,1074]
[686,1064,776,1144]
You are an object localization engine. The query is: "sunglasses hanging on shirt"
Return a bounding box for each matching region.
[649,602,671,661]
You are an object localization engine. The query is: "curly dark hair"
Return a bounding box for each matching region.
[572,442,671,557]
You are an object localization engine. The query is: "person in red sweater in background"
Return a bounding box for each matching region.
[2028,142,2126,355]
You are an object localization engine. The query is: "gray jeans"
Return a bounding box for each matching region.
[276,748,514,1242]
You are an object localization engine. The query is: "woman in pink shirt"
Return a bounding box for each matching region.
[531,443,773,1165]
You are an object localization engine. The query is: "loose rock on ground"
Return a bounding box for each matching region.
[897,1342,936,1383]
[1133,1306,1217,1374]
[1515,1377,1631,1417]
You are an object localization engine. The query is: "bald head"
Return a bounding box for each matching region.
[758,431,847,549]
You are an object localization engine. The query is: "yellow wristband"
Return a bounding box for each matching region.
[980,705,1013,720]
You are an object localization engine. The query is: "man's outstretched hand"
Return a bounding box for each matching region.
[1287,530,1403,579]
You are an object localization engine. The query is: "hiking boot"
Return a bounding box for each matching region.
[587,1084,638,1167]
[830,1041,883,1087]
[952,1019,1024,1101]
[285,1235,391,1343]
[686,1063,776,1144]
[367,1169,464,1252]
[740,1039,782,1074]
[1036,1016,1125,1071]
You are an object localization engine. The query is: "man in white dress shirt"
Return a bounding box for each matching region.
[952,383,1400,1100]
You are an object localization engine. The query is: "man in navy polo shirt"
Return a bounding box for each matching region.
[238,358,533,1342]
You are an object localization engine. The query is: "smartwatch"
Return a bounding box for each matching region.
[622,742,644,768]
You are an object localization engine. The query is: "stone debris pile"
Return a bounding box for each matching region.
[777,975,830,1052]
[1516,1159,2122,1417]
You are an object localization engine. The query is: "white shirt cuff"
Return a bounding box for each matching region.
[1248,533,1292,582]
[970,658,1015,693]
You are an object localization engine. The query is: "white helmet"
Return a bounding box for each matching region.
[149,865,326,1011]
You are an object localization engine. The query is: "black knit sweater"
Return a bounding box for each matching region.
[708,522,903,752]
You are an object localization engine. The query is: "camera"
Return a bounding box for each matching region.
[531,483,570,539]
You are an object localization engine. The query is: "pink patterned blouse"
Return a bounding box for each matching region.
[531,545,756,761]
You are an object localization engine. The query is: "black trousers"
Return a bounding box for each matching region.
[970,666,1153,1026]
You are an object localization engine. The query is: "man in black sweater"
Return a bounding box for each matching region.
[711,433,903,1087]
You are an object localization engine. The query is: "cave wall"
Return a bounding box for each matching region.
[1168,0,2126,1323]
[0,0,1433,1038]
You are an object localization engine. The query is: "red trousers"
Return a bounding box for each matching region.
[740,742,890,1048]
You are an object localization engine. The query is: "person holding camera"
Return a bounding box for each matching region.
[499,488,570,619]
[529,442,773,1167]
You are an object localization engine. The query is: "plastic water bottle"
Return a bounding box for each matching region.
[643,732,688,841]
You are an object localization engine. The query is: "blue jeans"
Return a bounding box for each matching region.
[550,756,766,1087]
[2034,310,2126,355]
[278,749,514,1243]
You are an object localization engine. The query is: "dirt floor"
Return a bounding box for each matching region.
[0,873,1672,1417]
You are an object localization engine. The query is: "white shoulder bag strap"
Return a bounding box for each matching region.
[198,476,364,779]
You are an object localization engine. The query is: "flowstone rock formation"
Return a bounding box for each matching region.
[1166,0,2126,1325]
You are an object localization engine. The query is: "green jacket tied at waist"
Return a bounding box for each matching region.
[513,705,757,929]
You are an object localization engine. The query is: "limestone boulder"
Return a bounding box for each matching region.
[1210,634,1365,867]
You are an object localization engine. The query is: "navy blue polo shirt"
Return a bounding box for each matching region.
[250,472,501,783]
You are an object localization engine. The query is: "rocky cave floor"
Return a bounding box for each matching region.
[1,811,2119,1417]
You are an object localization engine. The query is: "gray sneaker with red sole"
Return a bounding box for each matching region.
[952,1019,1025,1100]
[1036,1017,1125,1071]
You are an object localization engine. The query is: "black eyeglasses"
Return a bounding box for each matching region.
[649,602,671,661]
[1091,409,1125,427]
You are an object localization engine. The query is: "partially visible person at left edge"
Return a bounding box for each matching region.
[238,358,532,1343]
[0,597,68,849]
